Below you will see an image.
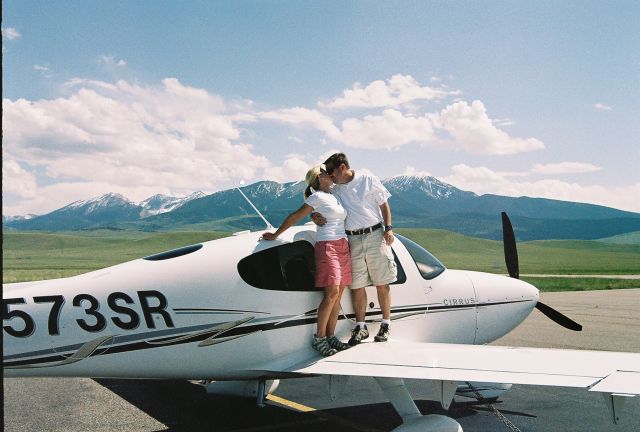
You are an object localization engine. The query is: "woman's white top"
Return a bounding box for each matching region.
[304,190,347,242]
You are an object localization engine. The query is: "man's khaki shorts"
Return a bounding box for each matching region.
[348,229,397,289]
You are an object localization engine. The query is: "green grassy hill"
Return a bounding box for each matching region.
[396,228,640,275]
[3,229,640,290]
[597,231,640,245]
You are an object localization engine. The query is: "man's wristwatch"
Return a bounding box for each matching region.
[384,225,393,232]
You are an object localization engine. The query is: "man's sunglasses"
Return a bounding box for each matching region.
[324,165,336,174]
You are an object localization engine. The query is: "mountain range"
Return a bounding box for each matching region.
[3,192,204,232]
[4,176,640,241]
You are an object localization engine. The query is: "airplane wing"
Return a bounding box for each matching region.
[287,340,640,396]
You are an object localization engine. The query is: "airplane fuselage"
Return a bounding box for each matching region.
[3,226,539,379]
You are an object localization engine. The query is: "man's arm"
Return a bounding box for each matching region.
[310,212,327,226]
[379,202,394,246]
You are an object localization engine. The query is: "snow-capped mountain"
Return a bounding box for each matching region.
[138,191,205,218]
[4,191,206,231]
[8,193,144,231]
[384,175,476,200]
[4,176,640,240]
[2,214,37,223]
[63,193,137,214]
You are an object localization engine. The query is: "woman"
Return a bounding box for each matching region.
[262,164,351,356]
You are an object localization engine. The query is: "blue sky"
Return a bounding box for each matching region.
[3,0,639,216]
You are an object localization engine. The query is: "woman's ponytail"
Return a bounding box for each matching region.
[304,185,313,199]
[303,165,322,199]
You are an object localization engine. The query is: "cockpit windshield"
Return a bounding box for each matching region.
[396,234,446,280]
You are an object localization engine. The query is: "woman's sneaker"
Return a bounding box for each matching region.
[348,324,369,346]
[327,335,350,351]
[312,335,337,356]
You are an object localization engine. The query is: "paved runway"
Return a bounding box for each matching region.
[4,289,640,432]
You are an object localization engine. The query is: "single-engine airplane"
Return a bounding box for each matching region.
[3,211,640,432]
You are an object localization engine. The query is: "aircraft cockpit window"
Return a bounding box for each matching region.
[238,240,406,291]
[238,241,320,291]
[144,244,203,261]
[396,234,445,280]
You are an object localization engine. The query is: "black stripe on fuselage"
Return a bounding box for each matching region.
[3,299,534,368]
[173,308,271,314]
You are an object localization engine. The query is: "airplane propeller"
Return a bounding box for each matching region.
[501,212,582,331]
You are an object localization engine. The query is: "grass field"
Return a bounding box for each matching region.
[3,229,639,291]
[519,277,640,292]
[396,228,640,275]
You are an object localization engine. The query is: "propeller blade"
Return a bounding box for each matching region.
[501,212,519,279]
[535,302,582,331]
[501,212,582,331]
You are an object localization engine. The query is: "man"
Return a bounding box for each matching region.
[313,153,397,345]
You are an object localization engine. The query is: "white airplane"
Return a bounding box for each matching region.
[3,211,639,432]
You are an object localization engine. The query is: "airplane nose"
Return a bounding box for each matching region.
[468,271,539,304]
[469,271,540,343]
[520,278,540,302]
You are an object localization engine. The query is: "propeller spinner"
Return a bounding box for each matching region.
[501,212,582,332]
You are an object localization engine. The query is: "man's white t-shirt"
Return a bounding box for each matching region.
[331,172,391,231]
[305,191,348,241]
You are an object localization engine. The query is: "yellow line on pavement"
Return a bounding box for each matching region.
[265,394,384,432]
[265,394,316,412]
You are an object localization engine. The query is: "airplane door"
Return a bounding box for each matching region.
[357,248,427,322]
[392,235,477,344]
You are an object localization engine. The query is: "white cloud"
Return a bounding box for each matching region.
[2,78,271,213]
[34,64,50,73]
[594,103,612,111]
[257,107,342,141]
[444,164,507,188]
[263,154,312,183]
[443,164,640,213]
[401,166,432,177]
[5,72,627,216]
[252,78,542,157]
[64,78,118,91]
[322,74,457,110]
[99,55,127,67]
[532,162,602,175]
[433,100,545,155]
[492,118,515,127]
[341,109,434,150]
[33,64,53,78]
[2,27,21,40]
[337,100,541,155]
[2,159,38,199]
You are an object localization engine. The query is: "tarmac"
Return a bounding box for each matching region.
[4,288,640,432]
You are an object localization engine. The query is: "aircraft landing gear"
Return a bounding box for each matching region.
[256,379,266,407]
[374,377,463,432]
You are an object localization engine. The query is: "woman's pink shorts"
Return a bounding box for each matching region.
[315,238,352,287]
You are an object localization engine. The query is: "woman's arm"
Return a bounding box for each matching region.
[262,203,314,240]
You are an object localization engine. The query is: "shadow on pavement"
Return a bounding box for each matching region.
[93,378,532,432]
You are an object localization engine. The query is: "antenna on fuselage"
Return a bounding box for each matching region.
[236,181,274,230]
